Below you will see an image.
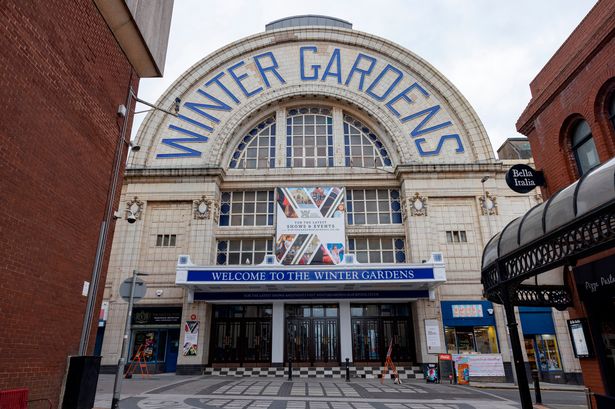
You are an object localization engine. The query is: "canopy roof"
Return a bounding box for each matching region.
[481,157,615,308]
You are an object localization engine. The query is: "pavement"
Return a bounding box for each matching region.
[469,382,584,392]
[94,374,588,409]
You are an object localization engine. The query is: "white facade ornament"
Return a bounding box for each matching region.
[193,196,213,220]
[409,192,428,216]
[480,191,498,216]
[125,196,144,220]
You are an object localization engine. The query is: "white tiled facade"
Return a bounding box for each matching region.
[99,21,581,381]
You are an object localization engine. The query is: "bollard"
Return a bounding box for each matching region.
[288,358,293,381]
[531,370,542,405]
[345,358,350,382]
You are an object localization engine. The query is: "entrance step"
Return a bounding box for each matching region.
[203,366,425,379]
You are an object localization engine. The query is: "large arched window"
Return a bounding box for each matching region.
[343,115,392,168]
[229,116,276,169]
[286,107,333,167]
[571,120,599,176]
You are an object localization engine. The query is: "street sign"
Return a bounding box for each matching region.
[119,277,147,302]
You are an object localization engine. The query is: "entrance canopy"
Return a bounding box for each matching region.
[481,157,615,309]
[176,253,446,303]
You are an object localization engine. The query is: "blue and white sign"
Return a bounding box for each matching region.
[186,267,434,284]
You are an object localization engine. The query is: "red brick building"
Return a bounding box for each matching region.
[0,1,172,406]
[517,1,615,404]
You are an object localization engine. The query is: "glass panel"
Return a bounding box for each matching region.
[576,137,600,175]
[312,306,325,317]
[474,326,499,353]
[456,328,476,353]
[445,327,457,353]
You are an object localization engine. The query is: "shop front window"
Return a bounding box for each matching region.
[534,334,562,372]
[131,330,167,362]
[445,325,498,354]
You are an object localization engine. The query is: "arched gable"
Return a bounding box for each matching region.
[131,26,494,169]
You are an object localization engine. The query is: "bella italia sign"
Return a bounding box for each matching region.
[505,164,544,194]
[156,44,465,159]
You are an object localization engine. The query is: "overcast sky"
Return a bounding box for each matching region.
[133,0,597,155]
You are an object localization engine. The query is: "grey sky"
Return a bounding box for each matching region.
[133,0,597,155]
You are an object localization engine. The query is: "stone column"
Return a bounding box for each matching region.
[271,301,285,366]
[339,301,353,364]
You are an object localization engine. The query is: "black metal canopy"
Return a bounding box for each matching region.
[481,157,615,308]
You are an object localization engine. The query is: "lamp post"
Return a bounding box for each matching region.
[111,270,149,409]
[78,88,180,356]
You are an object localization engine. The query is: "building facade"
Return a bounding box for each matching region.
[511,0,615,403]
[0,0,172,405]
[100,16,580,381]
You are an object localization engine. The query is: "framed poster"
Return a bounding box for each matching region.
[567,318,593,358]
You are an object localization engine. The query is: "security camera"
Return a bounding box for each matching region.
[126,214,137,224]
[174,97,181,115]
[113,211,122,220]
[155,289,164,297]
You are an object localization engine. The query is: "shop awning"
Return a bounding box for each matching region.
[176,253,446,303]
[481,157,615,309]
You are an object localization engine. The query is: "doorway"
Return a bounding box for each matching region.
[210,305,272,365]
[285,304,339,365]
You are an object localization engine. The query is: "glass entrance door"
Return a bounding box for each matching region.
[286,304,339,365]
[211,305,272,365]
[351,304,414,363]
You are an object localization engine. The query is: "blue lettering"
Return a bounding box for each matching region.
[253,51,286,87]
[415,134,464,156]
[385,82,429,117]
[365,64,404,101]
[300,46,320,80]
[183,89,232,124]
[321,48,342,84]
[205,72,240,104]
[176,114,213,132]
[156,125,208,158]
[228,60,262,97]
[344,53,376,91]
[402,105,452,137]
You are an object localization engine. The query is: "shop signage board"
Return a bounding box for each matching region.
[275,187,345,265]
[132,307,182,326]
[452,354,505,377]
[452,304,483,318]
[574,255,615,301]
[505,164,544,193]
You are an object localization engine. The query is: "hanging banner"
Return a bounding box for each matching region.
[275,187,345,265]
[183,320,199,356]
[452,354,505,377]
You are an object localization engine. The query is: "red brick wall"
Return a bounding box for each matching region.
[0,1,138,405]
[517,2,615,196]
[516,0,615,397]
